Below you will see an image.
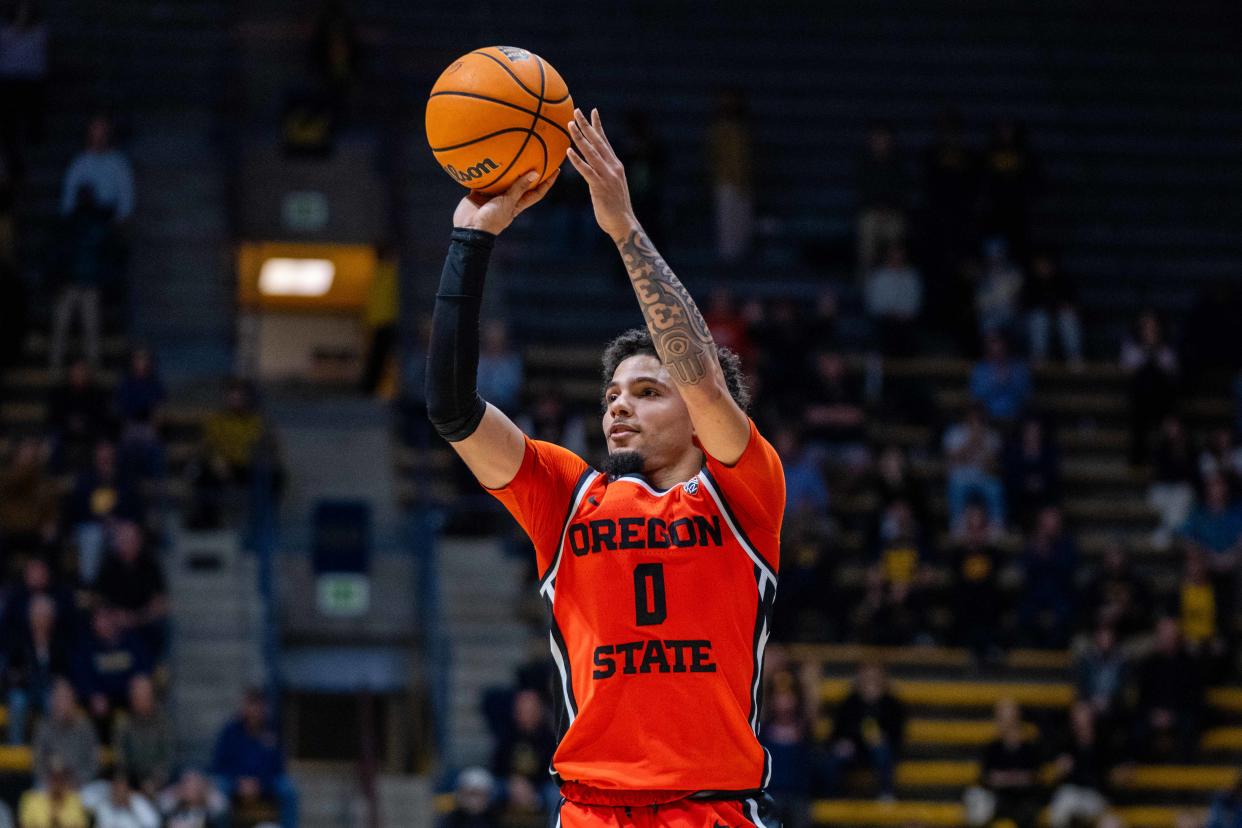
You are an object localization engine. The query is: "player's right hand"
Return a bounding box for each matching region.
[454,169,559,236]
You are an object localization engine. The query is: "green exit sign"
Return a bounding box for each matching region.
[317,574,370,617]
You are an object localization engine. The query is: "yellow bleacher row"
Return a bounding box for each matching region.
[817,677,1242,715]
[0,745,113,774]
[812,800,1207,828]
[429,794,1205,827]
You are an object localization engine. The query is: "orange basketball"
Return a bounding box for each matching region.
[426,46,573,196]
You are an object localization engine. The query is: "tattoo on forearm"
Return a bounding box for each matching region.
[617,229,715,385]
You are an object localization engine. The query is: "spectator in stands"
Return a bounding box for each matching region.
[112,675,174,797]
[964,699,1041,828]
[1179,549,1227,670]
[868,444,929,529]
[1081,542,1154,642]
[1148,414,1199,550]
[1023,251,1084,369]
[1075,624,1128,724]
[95,521,168,660]
[0,0,48,180]
[60,113,134,224]
[803,350,869,472]
[69,440,143,585]
[1207,779,1242,828]
[1133,616,1204,761]
[360,241,398,396]
[773,429,834,642]
[0,436,59,559]
[921,107,978,325]
[943,403,1006,530]
[189,378,275,529]
[822,662,905,800]
[1003,413,1061,528]
[975,238,1024,338]
[73,606,151,738]
[475,320,523,415]
[1018,505,1079,648]
[753,298,810,417]
[760,671,815,828]
[515,387,587,459]
[210,688,297,828]
[113,346,166,477]
[946,503,1004,661]
[50,184,123,374]
[970,332,1032,423]
[159,769,229,828]
[619,109,667,247]
[863,241,923,356]
[18,759,88,828]
[80,771,159,828]
[779,427,829,521]
[491,689,557,813]
[437,767,500,828]
[5,594,70,744]
[47,357,112,469]
[707,88,753,263]
[1200,427,1242,493]
[855,120,910,279]
[980,118,1041,261]
[1121,310,1180,466]
[32,679,99,790]
[1179,474,1242,620]
[859,497,929,645]
[1047,702,1115,828]
[0,557,74,653]
[703,287,756,368]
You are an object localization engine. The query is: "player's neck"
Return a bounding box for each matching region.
[646,448,705,492]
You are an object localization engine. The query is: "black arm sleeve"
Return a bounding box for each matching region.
[425,227,496,442]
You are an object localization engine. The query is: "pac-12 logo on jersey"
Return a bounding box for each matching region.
[684,479,699,495]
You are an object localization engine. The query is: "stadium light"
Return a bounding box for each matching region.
[258,257,336,297]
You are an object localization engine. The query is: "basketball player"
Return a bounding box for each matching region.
[426,108,785,828]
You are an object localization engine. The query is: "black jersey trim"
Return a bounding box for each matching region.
[538,468,598,595]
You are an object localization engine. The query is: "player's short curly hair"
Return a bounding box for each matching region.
[601,327,751,411]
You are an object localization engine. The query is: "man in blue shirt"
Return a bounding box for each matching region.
[211,688,297,828]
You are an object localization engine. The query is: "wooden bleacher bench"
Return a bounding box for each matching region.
[786,644,1071,672]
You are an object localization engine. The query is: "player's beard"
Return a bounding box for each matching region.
[602,450,645,478]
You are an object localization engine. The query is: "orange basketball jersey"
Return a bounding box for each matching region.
[489,419,784,803]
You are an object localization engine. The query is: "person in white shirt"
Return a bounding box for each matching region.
[61,114,134,222]
[864,241,924,355]
[81,772,160,828]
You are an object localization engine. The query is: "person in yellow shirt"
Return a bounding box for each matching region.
[18,760,88,828]
[1181,550,1220,656]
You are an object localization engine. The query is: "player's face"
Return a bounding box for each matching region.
[602,354,695,465]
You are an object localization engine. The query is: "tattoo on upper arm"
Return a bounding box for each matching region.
[618,229,716,385]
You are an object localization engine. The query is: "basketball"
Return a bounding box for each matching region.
[426,46,574,196]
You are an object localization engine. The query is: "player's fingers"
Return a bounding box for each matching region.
[590,108,617,155]
[566,147,598,181]
[515,170,559,212]
[570,111,605,165]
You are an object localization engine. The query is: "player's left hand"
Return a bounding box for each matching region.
[567,108,638,242]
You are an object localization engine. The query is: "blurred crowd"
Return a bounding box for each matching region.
[414,102,1242,828]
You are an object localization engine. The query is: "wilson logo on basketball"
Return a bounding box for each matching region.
[444,158,500,182]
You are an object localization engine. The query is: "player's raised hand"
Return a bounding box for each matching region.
[454,169,560,235]
[567,108,638,242]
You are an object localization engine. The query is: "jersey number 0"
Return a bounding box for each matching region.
[633,563,667,626]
